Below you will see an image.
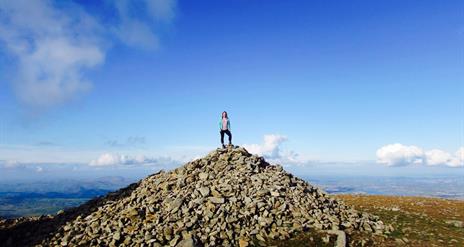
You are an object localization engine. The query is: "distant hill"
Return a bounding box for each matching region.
[0,176,134,219]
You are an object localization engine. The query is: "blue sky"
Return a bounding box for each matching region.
[0,0,463,179]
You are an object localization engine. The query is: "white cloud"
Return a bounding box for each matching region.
[244,134,287,158]
[0,0,177,111]
[89,153,178,167]
[89,153,120,166]
[425,149,456,166]
[456,147,464,164]
[376,143,424,167]
[243,134,302,165]
[376,143,463,167]
[0,0,104,110]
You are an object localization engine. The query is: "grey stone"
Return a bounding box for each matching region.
[176,237,195,247]
[198,173,208,180]
[198,187,210,197]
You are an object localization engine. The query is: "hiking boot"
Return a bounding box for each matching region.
[222,144,226,149]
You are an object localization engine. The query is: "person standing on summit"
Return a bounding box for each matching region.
[219,111,232,148]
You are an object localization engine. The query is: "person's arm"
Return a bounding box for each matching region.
[227,119,231,130]
[219,120,222,130]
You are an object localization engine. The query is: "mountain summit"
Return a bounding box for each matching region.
[1,146,387,246]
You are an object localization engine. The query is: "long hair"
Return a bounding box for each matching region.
[222,111,228,119]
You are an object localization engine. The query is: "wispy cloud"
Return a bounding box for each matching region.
[146,0,177,22]
[112,0,177,49]
[35,141,58,147]
[0,0,177,112]
[376,143,464,167]
[0,0,104,111]
[89,152,179,167]
[2,160,25,169]
[0,142,203,165]
[1,159,46,173]
[105,136,146,147]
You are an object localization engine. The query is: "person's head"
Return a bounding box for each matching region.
[222,111,228,119]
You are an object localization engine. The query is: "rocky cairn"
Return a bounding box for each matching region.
[26,146,384,246]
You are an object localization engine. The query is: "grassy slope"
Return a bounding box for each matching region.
[337,195,464,246]
[270,195,464,247]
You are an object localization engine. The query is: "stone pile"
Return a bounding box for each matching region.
[36,146,385,246]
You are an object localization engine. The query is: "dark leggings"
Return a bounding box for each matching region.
[220,129,232,144]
